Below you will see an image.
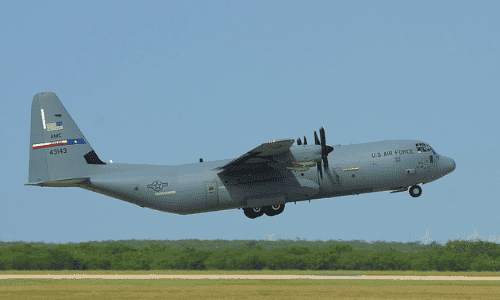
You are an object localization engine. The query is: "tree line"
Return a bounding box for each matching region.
[0,239,499,271]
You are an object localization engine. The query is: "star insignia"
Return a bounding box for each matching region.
[147,181,168,192]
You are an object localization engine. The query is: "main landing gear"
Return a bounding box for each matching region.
[409,185,422,198]
[243,204,285,219]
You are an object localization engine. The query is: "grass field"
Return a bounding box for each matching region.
[1,270,500,299]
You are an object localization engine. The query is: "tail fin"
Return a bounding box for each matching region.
[28,92,105,185]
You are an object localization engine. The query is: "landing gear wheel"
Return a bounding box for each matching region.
[243,207,265,219]
[409,185,422,198]
[264,204,285,217]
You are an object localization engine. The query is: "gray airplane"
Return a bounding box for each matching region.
[27,92,456,219]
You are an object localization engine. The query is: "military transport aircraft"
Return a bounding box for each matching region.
[27,92,456,219]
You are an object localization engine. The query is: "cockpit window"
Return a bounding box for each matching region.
[416,143,433,153]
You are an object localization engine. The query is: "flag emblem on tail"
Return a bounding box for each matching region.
[46,121,63,131]
[33,138,86,149]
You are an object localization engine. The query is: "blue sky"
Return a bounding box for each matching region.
[1,1,499,245]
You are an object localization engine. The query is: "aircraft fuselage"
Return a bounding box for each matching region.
[75,140,455,215]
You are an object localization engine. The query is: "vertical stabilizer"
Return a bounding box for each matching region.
[28,92,105,184]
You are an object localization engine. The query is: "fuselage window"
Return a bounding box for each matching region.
[430,155,433,163]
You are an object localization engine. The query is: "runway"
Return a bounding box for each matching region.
[2,274,500,281]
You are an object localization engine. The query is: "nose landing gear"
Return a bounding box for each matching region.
[409,185,422,197]
[243,204,286,219]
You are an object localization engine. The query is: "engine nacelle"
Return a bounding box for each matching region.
[289,145,322,162]
[286,145,322,171]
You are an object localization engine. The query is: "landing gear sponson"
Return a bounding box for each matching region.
[409,184,422,198]
[244,204,285,219]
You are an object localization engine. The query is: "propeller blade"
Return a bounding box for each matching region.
[319,126,326,147]
[315,126,334,177]
[304,136,307,145]
[319,126,334,174]
[297,137,302,145]
[314,131,320,145]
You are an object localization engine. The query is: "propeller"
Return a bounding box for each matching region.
[297,128,333,179]
[314,126,334,179]
[297,136,308,146]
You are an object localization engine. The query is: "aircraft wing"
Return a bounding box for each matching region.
[216,139,295,171]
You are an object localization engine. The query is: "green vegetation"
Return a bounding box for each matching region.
[1,238,499,272]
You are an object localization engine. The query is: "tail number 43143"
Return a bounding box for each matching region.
[50,148,67,155]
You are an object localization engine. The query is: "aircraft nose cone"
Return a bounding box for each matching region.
[443,157,456,173]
